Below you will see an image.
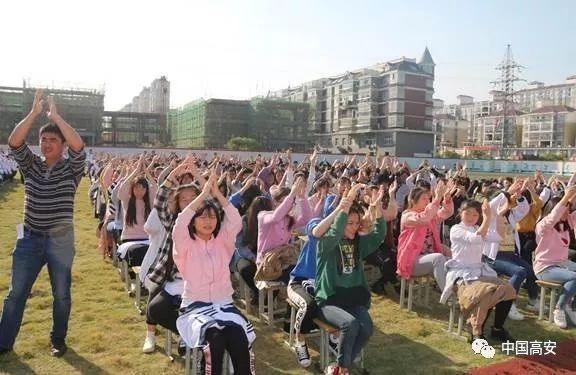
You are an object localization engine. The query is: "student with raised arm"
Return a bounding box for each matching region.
[481,179,535,320]
[534,186,576,328]
[0,90,85,357]
[141,157,199,354]
[315,184,385,375]
[441,200,516,343]
[254,176,312,283]
[117,155,158,240]
[287,181,348,368]
[173,171,254,374]
[397,181,454,291]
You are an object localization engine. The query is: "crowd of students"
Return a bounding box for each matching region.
[87,149,576,375]
[0,149,18,184]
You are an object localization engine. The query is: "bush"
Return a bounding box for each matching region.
[224,137,262,151]
[466,150,489,159]
[440,150,461,159]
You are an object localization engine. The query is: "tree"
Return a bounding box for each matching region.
[466,150,489,159]
[441,150,461,159]
[224,137,262,151]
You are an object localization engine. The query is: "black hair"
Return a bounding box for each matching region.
[238,185,262,216]
[415,179,432,190]
[125,177,151,227]
[540,196,571,232]
[408,186,431,209]
[164,184,200,281]
[178,172,195,185]
[187,200,222,239]
[174,184,200,214]
[39,123,65,142]
[458,199,483,225]
[244,196,273,253]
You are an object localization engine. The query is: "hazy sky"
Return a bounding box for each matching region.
[2,0,575,110]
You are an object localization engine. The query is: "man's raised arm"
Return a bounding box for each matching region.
[8,89,44,148]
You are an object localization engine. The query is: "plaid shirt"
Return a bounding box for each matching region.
[147,184,179,285]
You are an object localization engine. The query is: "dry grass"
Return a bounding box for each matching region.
[0,178,574,375]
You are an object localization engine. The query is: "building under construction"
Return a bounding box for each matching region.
[168,98,310,151]
[0,84,104,145]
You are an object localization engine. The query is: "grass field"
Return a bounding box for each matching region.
[0,178,574,375]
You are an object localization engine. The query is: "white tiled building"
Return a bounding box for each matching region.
[519,105,576,148]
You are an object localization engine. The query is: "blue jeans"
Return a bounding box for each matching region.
[319,304,373,369]
[483,252,539,300]
[536,260,576,309]
[0,228,75,349]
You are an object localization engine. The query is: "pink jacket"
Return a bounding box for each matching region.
[172,203,242,302]
[256,192,312,264]
[397,200,453,279]
[534,204,576,275]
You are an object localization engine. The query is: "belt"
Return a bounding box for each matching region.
[24,225,72,238]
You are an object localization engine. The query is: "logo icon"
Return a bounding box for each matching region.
[471,338,495,359]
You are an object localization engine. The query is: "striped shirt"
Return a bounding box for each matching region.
[10,143,86,232]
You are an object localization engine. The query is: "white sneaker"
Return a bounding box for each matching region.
[526,300,548,313]
[507,303,525,321]
[294,342,312,368]
[142,335,156,353]
[564,306,576,326]
[553,308,568,329]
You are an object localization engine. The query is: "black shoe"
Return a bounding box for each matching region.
[177,339,186,357]
[490,327,515,343]
[371,279,385,295]
[0,347,12,356]
[50,341,67,357]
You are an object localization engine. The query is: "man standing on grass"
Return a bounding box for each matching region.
[0,89,85,357]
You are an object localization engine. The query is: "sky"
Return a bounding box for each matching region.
[1,0,575,110]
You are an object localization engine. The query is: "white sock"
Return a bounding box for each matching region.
[146,331,155,339]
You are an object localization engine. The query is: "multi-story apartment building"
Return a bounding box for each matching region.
[519,105,576,148]
[271,48,436,157]
[516,77,576,112]
[120,76,170,114]
[436,76,576,151]
[474,109,524,149]
[434,114,470,151]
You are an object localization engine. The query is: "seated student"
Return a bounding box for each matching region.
[254,176,312,284]
[229,177,263,306]
[534,186,576,328]
[361,180,400,297]
[287,210,336,368]
[116,155,158,261]
[323,176,352,218]
[441,200,516,342]
[397,182,454,291]
[480,182,536,320]
[143,157,199,353]
[173,172,255,375]
[315,184,385,375]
